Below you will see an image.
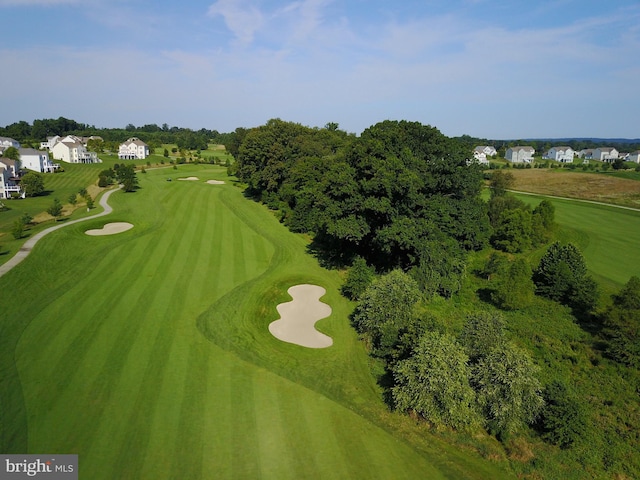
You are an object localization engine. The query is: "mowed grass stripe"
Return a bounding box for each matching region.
[83,193,201,475]
[34,230,182,453]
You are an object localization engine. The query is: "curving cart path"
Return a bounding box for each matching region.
[0,187,121,279]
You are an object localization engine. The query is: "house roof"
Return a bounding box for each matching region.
[597,147,616,152]
[550,146,572,150]
[509,146,534,152]
[19,148,46,155]
[122,137,148,147]
[0,158,17,167]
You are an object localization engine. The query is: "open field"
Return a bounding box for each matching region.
[0,165,510,479]
[505,168,640,208]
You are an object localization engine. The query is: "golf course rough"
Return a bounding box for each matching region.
[269,284,333,348]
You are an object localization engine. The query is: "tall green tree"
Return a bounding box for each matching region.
[491,208,532,253]
[533,242,598,314]
[352,269,421,359]
[392,332,480,430]
[538,380,588,448]
[459,312,507,363]
[3,146,20,161]
[472,342,544,438]
[341,256,375,300]
[47,198,63,221]
[19,171,45,197]
[490,258,535,310]
[602,276,640,368]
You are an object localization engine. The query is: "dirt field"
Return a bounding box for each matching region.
[502,169,640,208]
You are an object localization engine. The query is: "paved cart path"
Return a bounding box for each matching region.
[0,187,120,279]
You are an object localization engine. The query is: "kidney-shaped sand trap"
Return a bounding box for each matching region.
[178,176,199,181]
[85,222,134,236]
[269,284,333,348]
[206,179,225,184]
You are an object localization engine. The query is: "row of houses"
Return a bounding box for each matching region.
[0,136,150,199]
[473,145,640,164]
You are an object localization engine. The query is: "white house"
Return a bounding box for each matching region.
[51,136,100,164]
[544,146,575,163]
[628,151,640,163]
[577,149,593,159]
[0,137,21,156]
[118,137,150,160]
[0,137,20,149]
[18,148,59,173]
[472,146,496,164]
[593,147,619,162]
[0,158,23,199]
[505,146,535,163]
[41,135,61,151]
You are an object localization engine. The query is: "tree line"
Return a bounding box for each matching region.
[0,117,234,153]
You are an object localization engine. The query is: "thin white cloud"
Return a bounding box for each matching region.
[208,0,265,45]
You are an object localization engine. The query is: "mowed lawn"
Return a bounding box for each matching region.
[0,166,507,479]
[513,192,640,289]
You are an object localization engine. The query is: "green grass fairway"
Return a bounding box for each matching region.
[513,192,640,289]
[0,166,510,479]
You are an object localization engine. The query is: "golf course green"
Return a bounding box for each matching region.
[0,166,510,479]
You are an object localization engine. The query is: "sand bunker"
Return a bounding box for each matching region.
[269,284,333,348]
[178,176,199,181]
[85,222,134,236]
[206,180,225,185]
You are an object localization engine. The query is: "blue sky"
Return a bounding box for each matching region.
[1,0,639,138]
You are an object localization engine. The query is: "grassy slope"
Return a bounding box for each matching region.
[513,192,640,290]
[0,165,509,479]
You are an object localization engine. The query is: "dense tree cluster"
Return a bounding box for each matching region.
[487,171,556,253]
[232,119,491,298]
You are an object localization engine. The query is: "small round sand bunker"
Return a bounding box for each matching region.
[206,180,225,185]
[178,176,199,181]
[85,222,134,236]
[269,284,333,348]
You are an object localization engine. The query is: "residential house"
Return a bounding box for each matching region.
[0,158,23,199]
[593,147,619,162]
[40,135,61,151]
[505,146,535,163]
[18,148,59,173]
[628,151,640,163]
[472,146,496,164]
[51,135,100,163]
[544,146,575,163]
[0,136,21,156]
[577,149,593,159]
[118,137,150,160]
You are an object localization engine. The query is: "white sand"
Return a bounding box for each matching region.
[269,284,333,348]
[85,222,134,236]
[178,176,199,181]
[206,180,225,184]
